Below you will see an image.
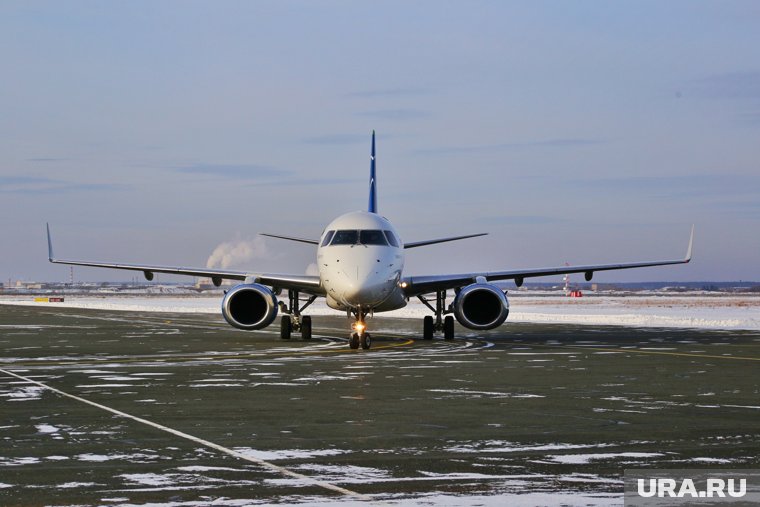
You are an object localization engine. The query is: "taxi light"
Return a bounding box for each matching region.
[353,322,365,332]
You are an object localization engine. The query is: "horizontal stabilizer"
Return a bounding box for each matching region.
[259,233,319,246]
[404,233,488,249]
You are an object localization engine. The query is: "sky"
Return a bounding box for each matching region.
[1,1,759,284]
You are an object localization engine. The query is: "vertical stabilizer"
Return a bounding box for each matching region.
[368,131,377,213]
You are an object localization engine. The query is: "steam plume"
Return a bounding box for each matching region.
[206,236,269,269]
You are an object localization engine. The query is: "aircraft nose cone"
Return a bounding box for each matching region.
[340,263,393,307]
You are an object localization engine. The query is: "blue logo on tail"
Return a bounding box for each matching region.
[368,131,378,214]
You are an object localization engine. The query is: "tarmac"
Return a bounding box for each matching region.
[1,303,759,506]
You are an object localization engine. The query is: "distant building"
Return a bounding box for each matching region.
[15,281,45,290]
[195,277,233,289]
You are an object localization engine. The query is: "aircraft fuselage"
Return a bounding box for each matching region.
[318,211,407,313]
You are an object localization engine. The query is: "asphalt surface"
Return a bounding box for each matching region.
[2,303,759,506]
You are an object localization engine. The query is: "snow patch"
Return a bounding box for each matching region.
[548,452,663,464]
[4,293,760,330]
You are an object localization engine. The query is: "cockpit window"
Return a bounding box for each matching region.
[331,230,359,245]
[383,230,399,247]
[360,230,388,246]
[328,229,391,246]
[321,230,336,247]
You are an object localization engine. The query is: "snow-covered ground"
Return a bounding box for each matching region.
[3,292,759,331]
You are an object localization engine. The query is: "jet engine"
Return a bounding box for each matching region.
[453,283,509,330]
[221,283,278,330]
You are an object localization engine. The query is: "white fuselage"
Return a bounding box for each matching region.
[317,211,407,313]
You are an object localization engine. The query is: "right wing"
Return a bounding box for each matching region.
[402,226,694,297]
[46,224,323,294]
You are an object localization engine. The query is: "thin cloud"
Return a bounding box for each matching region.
[177,164,291,180]
[739,111,760,126]
[345,87,431,99]
[567,174,760,199]
[356,109,431,120]
[246,177,363,188]
[479,215,568,226]
[302,134,368,145]
[414,138,604,156]
[0,175,125,194]
[715,200,760,219]
[685,72,760,127]
[0,176,54,185]
[690,71,760,100]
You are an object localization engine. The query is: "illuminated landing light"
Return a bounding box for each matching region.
[399,281,408,288]
[353,322,366,333]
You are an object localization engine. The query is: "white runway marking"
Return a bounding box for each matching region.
[0,367,368,500]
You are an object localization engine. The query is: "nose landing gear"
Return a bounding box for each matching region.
[349,330,371,350]
[349,310,372,350]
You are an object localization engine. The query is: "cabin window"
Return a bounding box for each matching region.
[383,230,399,247]
[321,230,336,247]
[360,230,388,246]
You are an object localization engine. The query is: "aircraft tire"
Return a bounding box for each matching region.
[361,333,371,350]
[444,315,455,340]
[423,316,434,340]
[349,333,360,349]
[301,316,312,340]
[280,316,292,340]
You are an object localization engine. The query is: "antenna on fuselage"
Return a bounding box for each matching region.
[368,130,377,214]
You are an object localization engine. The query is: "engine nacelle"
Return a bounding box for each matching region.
[221,283,278,330]
[453,283,509,330]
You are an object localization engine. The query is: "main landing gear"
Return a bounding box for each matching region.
[348,309,371,350]
[418,290,455,341]
[279,289,317,341]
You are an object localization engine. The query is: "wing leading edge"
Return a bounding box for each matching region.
[46,224,323,293]
[402,226,694,297]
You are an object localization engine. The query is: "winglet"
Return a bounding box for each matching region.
[685,224,694,262]
[368,130,377,214]
[46,222,55,262]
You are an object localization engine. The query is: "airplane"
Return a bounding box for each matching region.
[46,132,694,350]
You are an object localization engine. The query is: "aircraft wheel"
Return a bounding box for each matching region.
[280,316,292,340]
[349,333,360,349]
[361,333,371,350]
[443,315,455,340]
[301,316,312,340]
[423,316,434,340]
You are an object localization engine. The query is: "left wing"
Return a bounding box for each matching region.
[46,224,323,294]
[402,226,694,297]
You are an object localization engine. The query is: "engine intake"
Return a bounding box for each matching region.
[221,283,278,330]
[453,283,509,330]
